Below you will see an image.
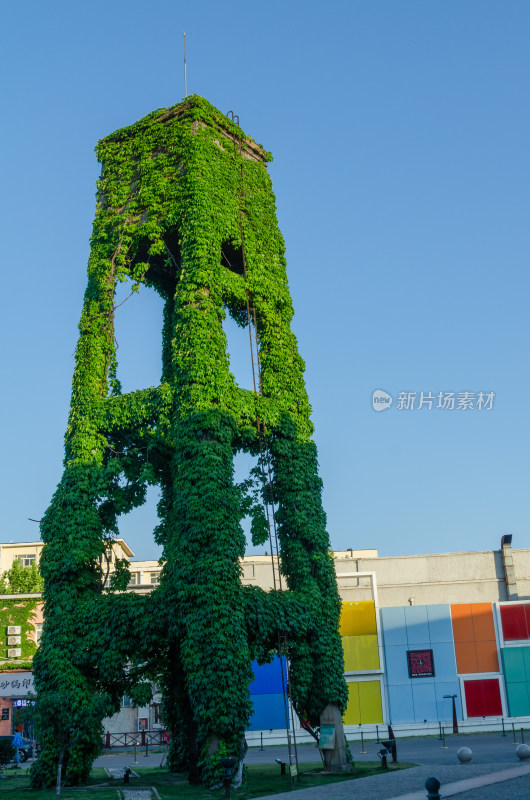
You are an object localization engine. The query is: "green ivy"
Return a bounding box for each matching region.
[33,96,347,788]
[0,599,38,662]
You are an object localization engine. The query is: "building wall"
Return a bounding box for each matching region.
[0,697,12,735]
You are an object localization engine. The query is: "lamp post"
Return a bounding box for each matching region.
[443,695,458,734]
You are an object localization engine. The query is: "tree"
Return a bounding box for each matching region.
[0,560,44,594]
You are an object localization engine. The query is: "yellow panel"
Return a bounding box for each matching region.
[342,634,380,671]
[339,601,377,636]
[358,681,383,723]
[343,682,360,725]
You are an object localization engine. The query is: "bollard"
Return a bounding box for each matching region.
[124,767,131,785]
[425,776,441,800]
[512,723,518,745]
[259,732,264,752]
[441,728,447,750]
[360,731,366,754]
[376,725,380,742]
[438,722,443,741]
[145,740,149,758]
[522,728,525,744]
[134,743,137,764]
[502,718,506,737]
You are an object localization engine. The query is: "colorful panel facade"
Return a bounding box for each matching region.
[342,635,379,671]
[249,656,286,695]
[463,679,502,717]
[340,601,377,637]
[381,604,461,723]
[247,657,287,731]
[451,603,499,673]
[501,646,530,716]
[340,601,379,671]
[343,680,383,724]
[500,604,530,642]
[248,693,288,731]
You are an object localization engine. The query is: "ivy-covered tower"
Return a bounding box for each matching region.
[32,97,348,787]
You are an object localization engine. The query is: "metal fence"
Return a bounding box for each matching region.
[103,730,170,748]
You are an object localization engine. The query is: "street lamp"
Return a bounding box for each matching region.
[443,695,458,734]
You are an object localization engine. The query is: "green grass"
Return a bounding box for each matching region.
[0,760,415,799]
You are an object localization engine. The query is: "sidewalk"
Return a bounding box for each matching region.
[255,733,530,800]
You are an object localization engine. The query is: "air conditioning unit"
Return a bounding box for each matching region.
[7,648,21,658]
[7,636,21,646]
[7,626,21,636]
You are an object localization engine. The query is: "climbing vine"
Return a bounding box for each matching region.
[33,95,347,788]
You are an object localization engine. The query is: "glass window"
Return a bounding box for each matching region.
[128,573,139,586]
[150,573,160,585]
[16,555,36,567]
[35,623,43,644]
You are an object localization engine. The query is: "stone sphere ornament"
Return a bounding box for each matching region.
[516,744,530,761]
[456,747,473,763]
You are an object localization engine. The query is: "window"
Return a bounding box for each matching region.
[122,695,134,707]
[35,623,43,645]
[105,550,113,564]
[128,573,140,586]
[16,555,36,567]
[150,572,160,585]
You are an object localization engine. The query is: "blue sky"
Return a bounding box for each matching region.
[2,1,530,561]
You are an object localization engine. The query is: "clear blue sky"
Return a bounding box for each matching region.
[2,1,530,561]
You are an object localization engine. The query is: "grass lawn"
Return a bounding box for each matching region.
[0,760,415,799]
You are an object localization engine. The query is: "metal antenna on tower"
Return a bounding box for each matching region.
[184,33,187,97]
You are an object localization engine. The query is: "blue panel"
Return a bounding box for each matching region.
[432,642,458,682]
[405,606,430,644]
[435,682,462,721]
[380,607,407,646]
[427,605,454,643]
[412,682,437,722]
[384,644,410,684]
[250,657,286,696]
[247,693,288,731]
[387,683,414,723]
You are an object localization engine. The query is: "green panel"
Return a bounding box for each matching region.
[343,682,361,725]
[501,647,526,682]
[505,681,530,717]
[342,635,380,671]
[522,648,530,683]
[358,680,383,723]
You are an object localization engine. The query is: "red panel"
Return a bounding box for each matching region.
[500,605,528,641]
[464,679,502,717]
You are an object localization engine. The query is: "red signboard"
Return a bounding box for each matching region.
[407,649,435,678]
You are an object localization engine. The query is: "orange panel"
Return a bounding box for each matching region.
[475,640,499,672]
[451,604,474,642]
[471,604,496,642]
[454,641,478,674]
